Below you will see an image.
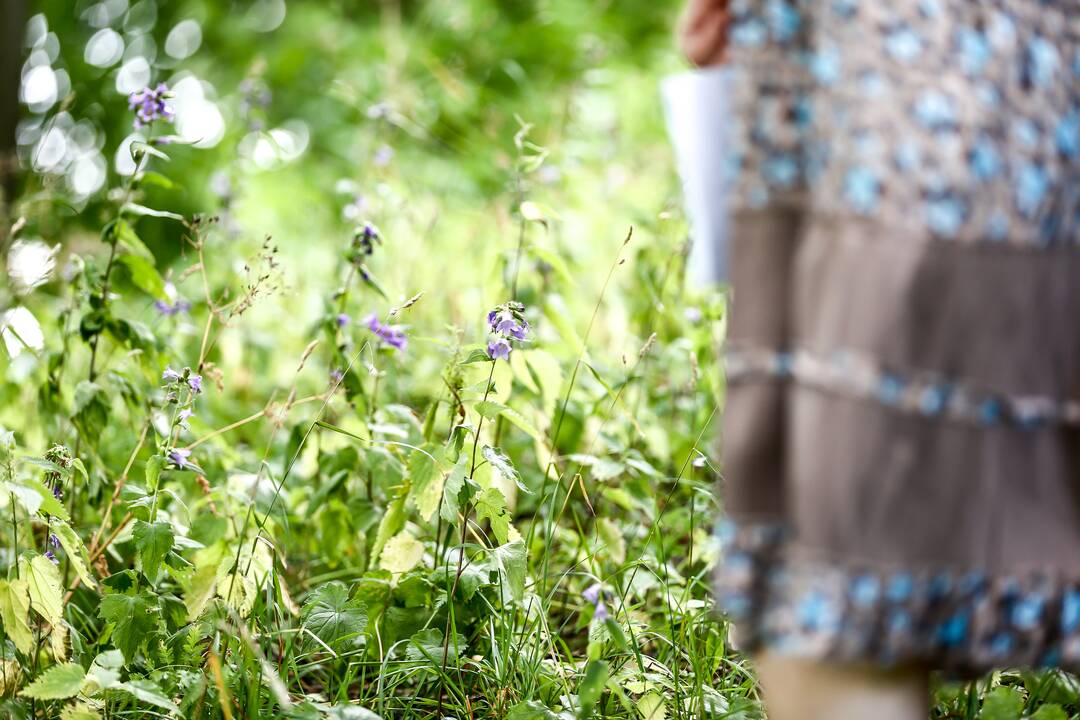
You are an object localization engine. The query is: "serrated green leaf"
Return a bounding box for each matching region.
[0,578,33,654]
[21,554,63,626]
[98,592,158,664]
[60,701,101,720]
[475,486,511,545]
[482,446,528,493]
[132,520,173,582]
[371,492,406,563]
[301,581,367,652]
[491,540,526,602]
[439,456,467,524]
[979,686,1024,720]
[20,662,86,700]
[111,678,178,712]
[52,519,96,588]
[507,701,560,720]
[406,446,443,522]
[379,531,424,574]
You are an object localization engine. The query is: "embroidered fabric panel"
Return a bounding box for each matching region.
[724,345,1080,427]
[715,519,1080,673]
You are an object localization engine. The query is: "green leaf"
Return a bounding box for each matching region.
[577,659,609,717]
[0,578,34,654]
[20,662,86,700]
[111,679,178,713]
[51,519,96,588]
[439,456,467,524]
[491,540,526,602]
[115,253,167,301]
[132,520,173,582]
[7,478,69,520]
[370,492,406,563]
[406,627,465,666]
[379,531,424,574]
[1029,706,1067,720]
[406,446,443,522]
[72,381,110,442]
[507,701,560,720]
[21,554,64,626]
[979,687,1025,720]
[98,592,159,664]
[475,486,512,545]
[120,202,184,222]
[301,581,367,652]
[60,701,102,720]
[482,446,528,493]
[596,517,626,565]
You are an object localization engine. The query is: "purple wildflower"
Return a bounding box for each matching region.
[355,222,381,256]
[336,313,351,328]
[168,447,193,470]
[44,550,59,565]
[487,338,512,360]
[51,485,63,501]
[162,366,182,382]
[154,298,192,316]
[48,534,60,549]
[187,374,203,394]
[486,302,530,341]
[330,369,344,384]
[364,313,407,351]
[373,145,394,166]
[128,83,175,130]
[583,583,610,622]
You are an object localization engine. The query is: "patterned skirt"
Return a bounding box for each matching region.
[715,0,1080,675]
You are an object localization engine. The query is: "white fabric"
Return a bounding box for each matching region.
[662,66,732,288]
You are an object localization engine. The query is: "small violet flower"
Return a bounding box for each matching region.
[583,583,609,622]
[168,447,193,470]
[487,338,512,361]
[154,298,192,316]
[330,369,344,384]
[48,534,60,549]
[44,550,59,565]
[128,83,175,130]
[187,374,203,394]
[364,313,407,351]
[485,301,530,360]
[336,313,351,328]
[162,366,182,383]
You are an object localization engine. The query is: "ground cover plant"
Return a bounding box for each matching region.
[1,1,1078,718]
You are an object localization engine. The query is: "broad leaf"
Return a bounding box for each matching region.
[475,486,512,545]
[301,582,367,652]
[21,554,64,626]
[482,446,528,493]
[491,540,526,602]
[98,592,159,664]
[20,662,86,700]
[406,446,443,522]
[52,519,96,588]
[133,520,174,582]
[379,531,424,574]
[0,579,33,654]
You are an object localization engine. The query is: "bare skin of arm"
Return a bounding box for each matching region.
[678,0,730,66]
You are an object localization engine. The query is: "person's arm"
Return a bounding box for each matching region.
[679,0,729,67]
